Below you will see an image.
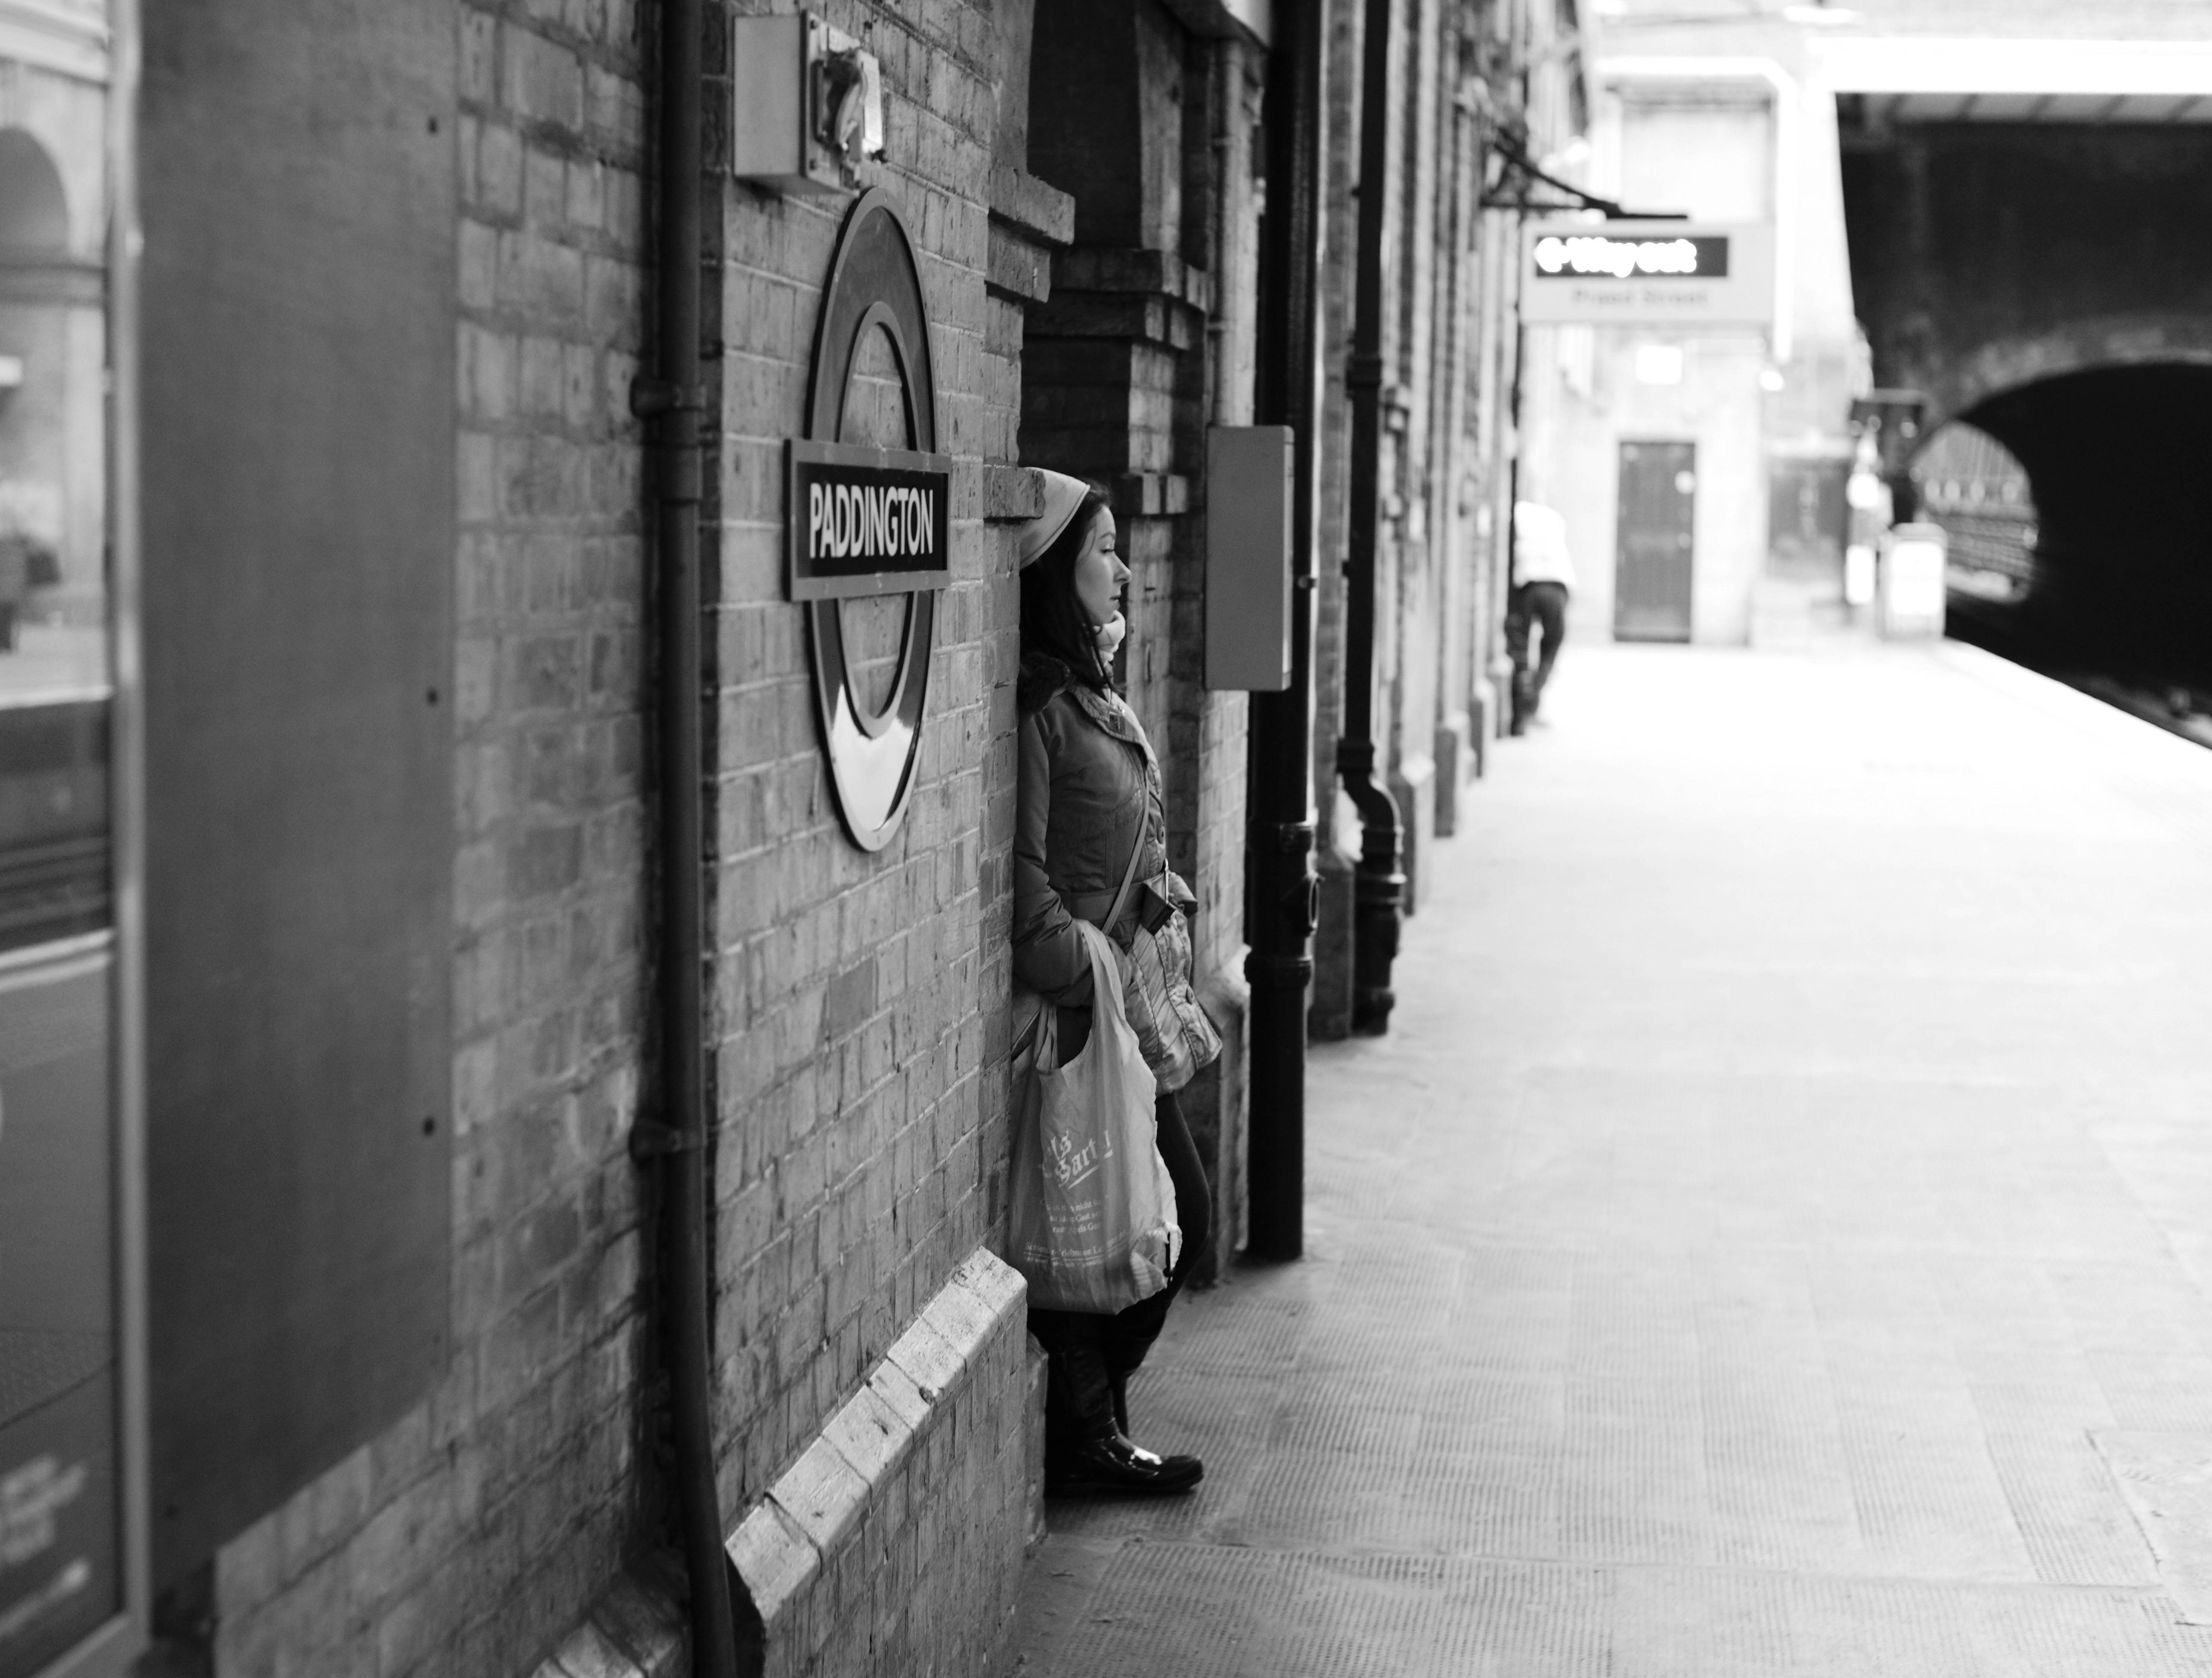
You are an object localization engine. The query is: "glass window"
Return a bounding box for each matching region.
[0,6,127,1675]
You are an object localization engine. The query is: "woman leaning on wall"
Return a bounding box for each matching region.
[1010,471,1221,1496]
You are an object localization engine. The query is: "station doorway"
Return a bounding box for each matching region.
[1615,439,1695,642]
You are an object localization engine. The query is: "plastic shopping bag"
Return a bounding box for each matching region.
[1008,920,1181,1313]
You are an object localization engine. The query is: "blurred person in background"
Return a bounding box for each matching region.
[1509,499,1576,734]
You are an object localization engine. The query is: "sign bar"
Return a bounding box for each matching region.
[785,439,954,602]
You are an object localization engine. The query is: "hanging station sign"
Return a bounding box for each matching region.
[1520,220,1775,326]
[787,188,952,852]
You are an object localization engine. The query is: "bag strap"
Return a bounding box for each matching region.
[1099,808,1147,934]
[1071,918,1131,1033]
[1018,811,1146,1065]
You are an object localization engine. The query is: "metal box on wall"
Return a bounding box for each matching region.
[1205,426,1294,692]
[728,13,885,194]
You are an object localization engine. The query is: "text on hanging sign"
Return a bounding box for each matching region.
[786,438,954,601]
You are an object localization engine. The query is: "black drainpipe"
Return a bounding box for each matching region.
[1245,0,1326,1261]
[629,0,747,1672]
[1339,0,1406,1036]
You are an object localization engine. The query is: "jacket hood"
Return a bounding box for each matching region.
[1017,650,1100,715]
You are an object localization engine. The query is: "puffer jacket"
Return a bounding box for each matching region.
[1012,656,1198,1070]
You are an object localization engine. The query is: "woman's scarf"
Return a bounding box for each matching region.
[1092,611,1127,662]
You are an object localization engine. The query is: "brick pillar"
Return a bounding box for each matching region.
[1022,1,1257,1282]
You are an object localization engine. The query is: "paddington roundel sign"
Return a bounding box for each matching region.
[788,189,951,852]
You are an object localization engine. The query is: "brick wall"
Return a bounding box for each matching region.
[722,1253,1032,1678]
[1021,10,1259,1279]
[1187,38,1260,1005]
[1429,5,1487,828]
[1308,0,1363,1042]
[207,5,656,1676]
[187,1,1279,1671]
[705,1,1055,1672]
[1385,0,1446,911]
[1185,34,1262,1274]
[1308,0,1520,1027]
[708,0,1013,1514]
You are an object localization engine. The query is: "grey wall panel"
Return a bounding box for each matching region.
[140,0,456,1583]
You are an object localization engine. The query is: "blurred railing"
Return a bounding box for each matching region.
[1932,504,2038,592]
[1913,420,2038,598]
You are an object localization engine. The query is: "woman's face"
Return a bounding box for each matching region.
[1071,507,1128,628]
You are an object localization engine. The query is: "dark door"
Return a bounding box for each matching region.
[1616,440,1696,641]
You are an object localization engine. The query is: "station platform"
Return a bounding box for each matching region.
[1008,637,2212,1676]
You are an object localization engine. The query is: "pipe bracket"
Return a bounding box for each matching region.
[628,1120,707,1162]
[1245,950,1315,989]
[1249,817,1316,855]
[630,376,706,418]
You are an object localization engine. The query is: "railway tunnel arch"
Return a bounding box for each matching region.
[1947,361,2212,681]
[1841,103,2212,684]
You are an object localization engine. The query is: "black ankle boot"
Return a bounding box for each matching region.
[1044,1347,1202,1496]
[1047,1430,1203,1497]
[1086,1368,1200,1492]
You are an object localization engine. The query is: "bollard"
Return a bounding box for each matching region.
[1879,521,1948,640]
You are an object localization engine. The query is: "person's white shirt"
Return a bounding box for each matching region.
[1512,500,1577,590]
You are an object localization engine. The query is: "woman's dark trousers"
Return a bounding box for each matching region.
[1029,1088,1211,1455]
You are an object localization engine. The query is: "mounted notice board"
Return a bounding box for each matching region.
[139,0,456,1584]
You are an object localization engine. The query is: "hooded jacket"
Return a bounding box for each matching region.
[1011,654,1195,1010]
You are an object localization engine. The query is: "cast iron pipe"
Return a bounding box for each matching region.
[1338,0,1406,1036]
[1245,0,1326,1262]
[633,0,745,1671]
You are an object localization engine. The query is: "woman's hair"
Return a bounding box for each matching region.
[1019,483,1113,695]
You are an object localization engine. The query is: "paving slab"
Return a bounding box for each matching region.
[1007,640,2212,1675]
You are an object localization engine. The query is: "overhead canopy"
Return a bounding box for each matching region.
[1815,34,2212,119]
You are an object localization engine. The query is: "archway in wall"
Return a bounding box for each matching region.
[0,127,68,251]
[1942,362,2212,688]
